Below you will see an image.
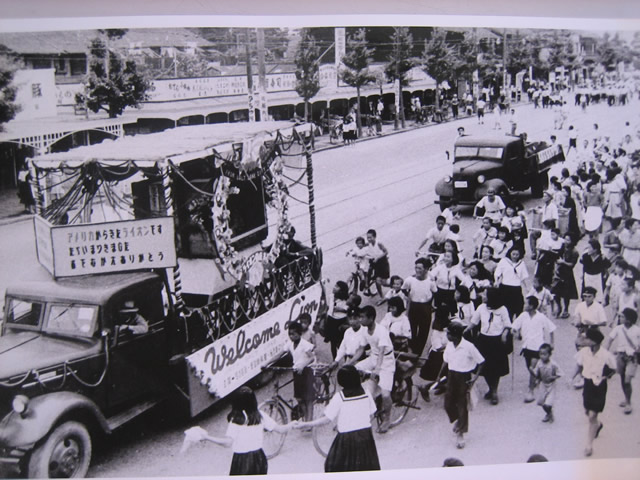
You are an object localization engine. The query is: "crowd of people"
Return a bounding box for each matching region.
[182,84,640,475]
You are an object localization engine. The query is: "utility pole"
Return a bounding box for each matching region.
[502,28,508,101]
[256,28,268,122]
[245,29,255,122]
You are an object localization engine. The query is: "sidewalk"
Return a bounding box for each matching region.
[0,112,472,226]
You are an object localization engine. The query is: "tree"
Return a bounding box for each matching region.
[385,27,414,129]
[340,28,375,137]
[294,29,321,123]
[0,46,20,131]
[421,28,456,110]
[506,31,533,79]
[77,29,152,118]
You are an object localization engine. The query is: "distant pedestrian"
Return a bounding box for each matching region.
[17,166,35,214]
[476,98,486,124]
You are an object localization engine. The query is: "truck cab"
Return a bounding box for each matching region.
[0,272,172,478]
[435,134,563,210]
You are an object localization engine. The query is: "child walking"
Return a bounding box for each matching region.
[192,386,289,475]
[530,343,562,423]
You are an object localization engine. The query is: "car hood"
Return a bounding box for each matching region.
[0,331,100,380]
[453,159,502,176]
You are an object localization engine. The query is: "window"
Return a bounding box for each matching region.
[455,146,503,161]
[46,304,98,337]
[5,298,43,329]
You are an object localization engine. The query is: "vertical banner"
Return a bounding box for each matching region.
[248,86,256,122]
[257,86,269,122]
[335,27,346,86]
[394,79,400,114]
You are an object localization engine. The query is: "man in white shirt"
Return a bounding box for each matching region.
[512,296,557,402]
[441,321,484,449]
[354,306,396,433]
[417,216,450,254]
[473,189,506,224]
[331,309,367,368]
[572,328,617,457]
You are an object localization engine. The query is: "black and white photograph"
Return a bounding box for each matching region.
[1,1,639,479]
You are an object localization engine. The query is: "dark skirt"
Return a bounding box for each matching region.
[230,449,268,475]
[475,334,510,378]
[372,256,390,279]
[419,349,444,382]
[583,378,608,413]
[498,284,524,318]
[293,367,316,402]
[325,427,380,472]
[551,265,579,300]
[434,288,456,315]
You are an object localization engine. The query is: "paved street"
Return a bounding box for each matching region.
[1,100,640,477]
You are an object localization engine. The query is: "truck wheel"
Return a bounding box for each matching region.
[531,172,548,198]
[27,421,92,478]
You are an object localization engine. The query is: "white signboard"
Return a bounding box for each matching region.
[35,216,177,277]
[187,283,323,398]
[335,28,346,71]
[13,69,57,119]
[56,83,83,106]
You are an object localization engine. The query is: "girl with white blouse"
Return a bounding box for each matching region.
[494,247,530,319]
[465,288,513,405]
[195,386,289,475]
[293,365,380,472]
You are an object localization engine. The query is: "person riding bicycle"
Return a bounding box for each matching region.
[416,216,450,257]
[346,236,373,287]
[282,321,316,423]
[352,306,396,434]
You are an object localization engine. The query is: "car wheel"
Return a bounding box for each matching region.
[27,421,92,478]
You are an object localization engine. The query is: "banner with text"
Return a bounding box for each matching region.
[35,216,177,277]
[187,283,323,398]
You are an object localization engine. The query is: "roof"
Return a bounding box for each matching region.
[455,134,521,148]
[0,28,213,55]
[6,271,161,305]
[31,121,313,167]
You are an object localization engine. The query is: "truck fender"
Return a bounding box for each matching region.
[0,391,110,448]
[475,179,508,200]
[435,178,454,197]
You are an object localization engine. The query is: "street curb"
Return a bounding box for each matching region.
[0,214,33,227]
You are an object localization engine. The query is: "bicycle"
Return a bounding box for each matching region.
[312,353,423,458]
[259,364,335,459]
[347,260,377,297]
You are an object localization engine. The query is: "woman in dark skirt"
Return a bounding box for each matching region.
[494,247,530,319]
[294,365,380,472]
[465,288,512,405]
[551,233,580,318]
[197,386,289,475]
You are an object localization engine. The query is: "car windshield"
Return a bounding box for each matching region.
[45,304,98,337]
[455,146,504,162]
[4,298,44,330]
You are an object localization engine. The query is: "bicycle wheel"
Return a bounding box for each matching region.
[312,401,336,457]
[389,379,417,427]
[347,273,359,295]
[259,400,288,459]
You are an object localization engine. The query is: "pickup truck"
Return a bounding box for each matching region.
[0,258,323,478]
[435,134,564,210]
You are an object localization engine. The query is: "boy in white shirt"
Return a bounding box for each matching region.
[605,308,640,414]
[331,308,367,368]
[284,321,316,422]
[512,296,557,403]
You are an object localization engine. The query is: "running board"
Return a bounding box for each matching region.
[106,400,160,431]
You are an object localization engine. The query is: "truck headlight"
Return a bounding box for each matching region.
[477,175,486,184]
[12,395,29,416]
[444,175,452,183]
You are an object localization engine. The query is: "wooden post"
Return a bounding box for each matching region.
[305,150,317,249]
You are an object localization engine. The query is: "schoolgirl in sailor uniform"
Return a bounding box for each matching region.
[196,386,289,475]
[294,365,380,472]
[494,247,530,318]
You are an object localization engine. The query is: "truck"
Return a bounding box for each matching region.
[0,122,325,478]
[435,133,565,210]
